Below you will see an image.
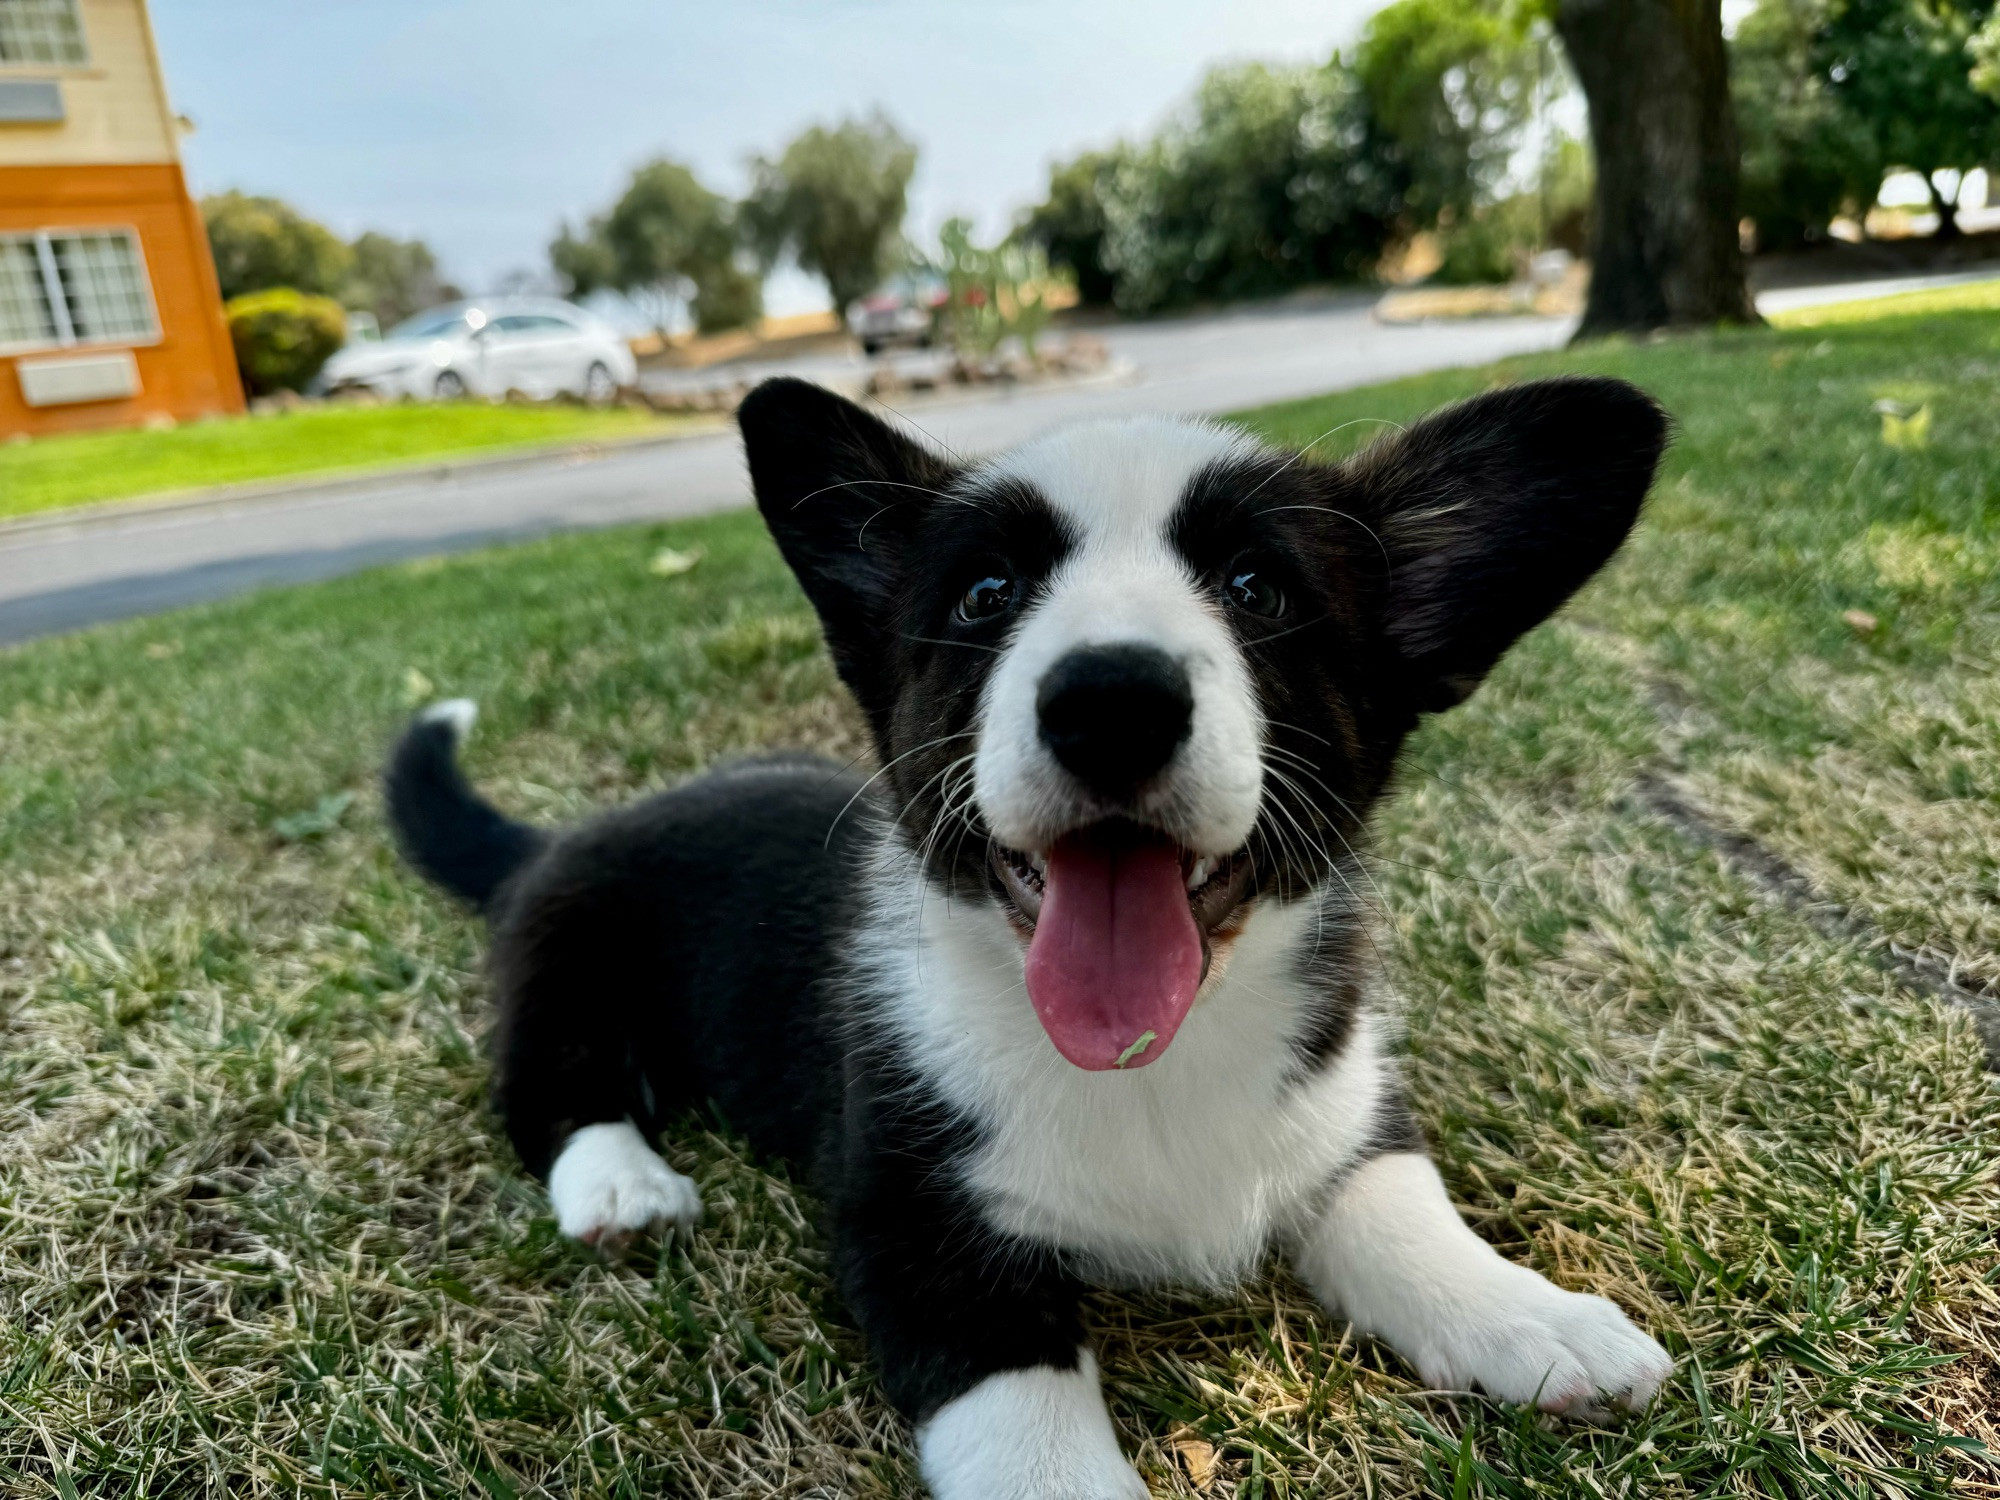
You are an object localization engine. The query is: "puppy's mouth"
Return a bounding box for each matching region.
[990,821,1254,1073]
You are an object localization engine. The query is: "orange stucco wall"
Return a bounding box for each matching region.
[0,161,244,437]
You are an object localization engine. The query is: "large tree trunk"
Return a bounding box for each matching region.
[1555,0,1759,338]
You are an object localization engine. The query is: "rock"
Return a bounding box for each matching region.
[1060,334,1109,369]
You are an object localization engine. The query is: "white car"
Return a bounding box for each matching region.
[319,298,637,403]
[848,277,945,355]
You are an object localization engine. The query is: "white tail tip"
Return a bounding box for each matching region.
[420,698,478,739]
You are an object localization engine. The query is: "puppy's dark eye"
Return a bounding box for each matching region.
[957,573,1015,623]
[1224,559,1286,619]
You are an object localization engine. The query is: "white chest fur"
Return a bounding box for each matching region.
[853,845,1389,1289]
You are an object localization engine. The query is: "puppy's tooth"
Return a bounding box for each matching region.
[1187,858,1212,891]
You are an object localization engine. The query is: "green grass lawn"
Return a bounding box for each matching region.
[0,285,1996,1497]
[0,401,698,524]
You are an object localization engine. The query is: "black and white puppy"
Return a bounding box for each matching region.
[387,374,1673,1500]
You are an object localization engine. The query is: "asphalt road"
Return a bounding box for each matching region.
[0,272,1983,645]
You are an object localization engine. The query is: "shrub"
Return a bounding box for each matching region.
[1731,0,1880,250]
[1537,134,1595,257]
[934,219,1059,359]
[1432,208,1522,284]
[1429,169,1589,285]
[224,288,347,396]
[1018,150,1124,306]
[691,259,765,335]
[1096,61,1409,314]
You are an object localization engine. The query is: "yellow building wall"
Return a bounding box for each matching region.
[0,0,180,166]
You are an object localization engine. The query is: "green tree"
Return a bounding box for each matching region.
[1096,60,1409,314]
[202,191,351,302]
[1973,10,2000,95]
[744,112,918,320]
[1353,0,1548,226]
[341,231,457,327]
[1017,149,1125,306]
[549,222,618,298]
[551,158,761,336]
[689,260,765,336]
[1817,0,2000,237]
[1732,0,1880,249]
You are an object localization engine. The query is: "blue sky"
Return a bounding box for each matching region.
[151,1,1388,311]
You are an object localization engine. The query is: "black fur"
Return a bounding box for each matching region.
[1357,376,1669,710]
[742,378,1077,909]
[483,755,864,1177]
[384,712,543,910]
[385,373,1669,1433]
[399,746,1092,1419]
[831,1032,1092,1417]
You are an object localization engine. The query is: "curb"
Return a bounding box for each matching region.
[0,418,732,540]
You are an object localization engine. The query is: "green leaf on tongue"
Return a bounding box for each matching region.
[1112,1030,1159,1069]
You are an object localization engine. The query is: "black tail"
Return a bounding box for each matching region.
[384,700,544,911]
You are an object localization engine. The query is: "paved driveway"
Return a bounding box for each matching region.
[0,273,1982,645]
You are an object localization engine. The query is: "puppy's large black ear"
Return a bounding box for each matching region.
[1346,376,1668,711]
[738,377,959,729]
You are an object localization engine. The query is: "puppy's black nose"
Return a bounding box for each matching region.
[1037,644,1193,796]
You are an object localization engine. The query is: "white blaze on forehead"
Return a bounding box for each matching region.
[971,415,1271,857]
[985,416,1264,557]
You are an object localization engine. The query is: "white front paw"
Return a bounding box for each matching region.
[1298,1153,1672,1424]
[1407,1259,1671,1420]
[547,1121,703,1248]
[919,1352,1148,1500]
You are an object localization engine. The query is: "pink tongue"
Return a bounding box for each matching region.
[1024,830,1202,1070]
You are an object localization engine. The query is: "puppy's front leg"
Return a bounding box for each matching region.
[917,1349,1146,1500]
[835,1161,1144,1499]
[1292,1151,1671,1421]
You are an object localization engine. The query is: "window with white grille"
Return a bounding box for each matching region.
[0,230,159,353]
[0,0,88,65]
[0,238,46,348]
